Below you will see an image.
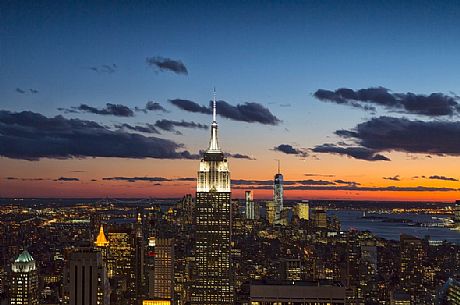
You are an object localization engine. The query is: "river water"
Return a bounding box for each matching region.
[328,210,460,244]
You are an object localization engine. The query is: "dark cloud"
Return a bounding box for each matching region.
[169,99,211,114]
[334,179,361,186]
[297,179,336,186]
[89,64,117,74]
[16,88,38,94]
[215,100,281,125]
[5,177,49,181]
[0,110,199,160]
[305,173,335,178]
[231,179,273,186]
[169,99,280,125]
[54,177,80,182]
[273,144,308,158]
[335,116,460,156]
[57,107,79,114]
[146,101,167,112]
[314,87,459,116]
[429,175,458,182]
[115,123,160,134]
[103,176,170,182]
[233,184,459,192]
[383,175,401,181]
[176,177,195,181]
[154,119,208,132]
[312,143,390,161]
[75,103,134,117]
[231,179,337,186]
[146,57,188,75]
[225,153,255,160]
[102,176,195,183]
[136,101,168,113]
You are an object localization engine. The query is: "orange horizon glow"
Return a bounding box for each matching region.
[1,179,458,203]
[1,150,460,202]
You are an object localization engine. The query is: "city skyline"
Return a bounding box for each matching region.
[2,1,460,201]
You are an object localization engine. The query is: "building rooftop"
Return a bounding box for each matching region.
[95,225,109,247]
[15,250,34,263]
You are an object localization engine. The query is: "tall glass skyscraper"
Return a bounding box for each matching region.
[191,92,233,305]
[274,162,284,224]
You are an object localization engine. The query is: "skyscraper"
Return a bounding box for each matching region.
[151,238,174,300]
[273,161,284,224]
[294,201,309,220]
[191,92,233,305]
[9,250,39,305]
[62,248,110,305]
[107,224,137,305]
[455,200,460,223]
[94,224,109,262]
[400,234,428,302]
[265,201,276,225]
[245,190,255,220]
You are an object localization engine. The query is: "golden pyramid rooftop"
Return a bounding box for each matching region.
[94,225,109,247]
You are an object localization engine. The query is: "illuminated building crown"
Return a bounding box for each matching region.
[12,250,37,273]
[95,224,109,247]
[197,89,230,192]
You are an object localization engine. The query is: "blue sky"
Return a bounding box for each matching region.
[2,1,460,199]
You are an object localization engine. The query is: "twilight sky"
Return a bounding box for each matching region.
[1,0,460,201]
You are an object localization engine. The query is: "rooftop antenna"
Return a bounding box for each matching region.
[212,87,217,122]
[275,159,280,174]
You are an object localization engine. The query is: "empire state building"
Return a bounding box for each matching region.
[191,92,233,305]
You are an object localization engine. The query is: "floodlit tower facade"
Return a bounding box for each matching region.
[10,250,39,305]
[274,161,284,224]
[192,91,233,305]
[245,190,255,220]
[94,224,109,262]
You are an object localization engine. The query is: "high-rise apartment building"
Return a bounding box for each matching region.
[312,209,327,228]
[245,190,255,220]
[107,224,137,305]
[151,238,174,300]
[62,248,110,305]
[266,201,276,225]
[400,234,427,301]
[191,92,233,305]
[9,250,39,305]
[179,194,194,225]
[294,201,310,220]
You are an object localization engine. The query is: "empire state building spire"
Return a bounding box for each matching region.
[193,90,233,305]
[207,89,220,153]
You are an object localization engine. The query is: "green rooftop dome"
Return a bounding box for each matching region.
[15,250,34,263]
